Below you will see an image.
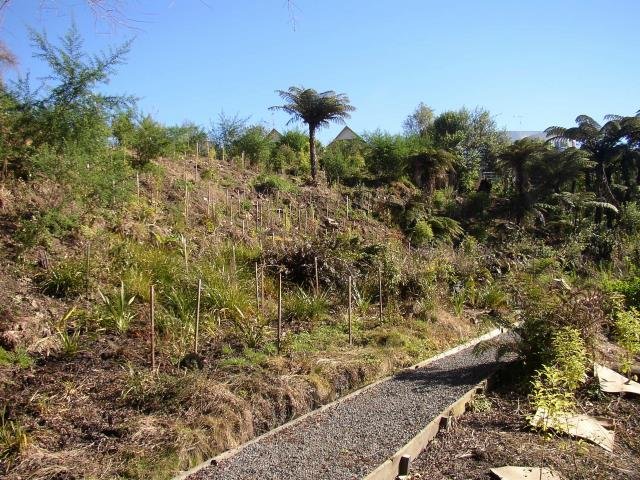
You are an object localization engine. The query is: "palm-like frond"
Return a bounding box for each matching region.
[270,86,355,129]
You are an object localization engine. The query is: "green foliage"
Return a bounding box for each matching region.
[550,326,588,391]
[232,125,273,165]
[530,365,576,428]
[608,276,640,309]
[98,282,136,333]
[284,288,330,324]
[131,115,170,167]
[410,220,433,246]
[37,259,85,298]
[363,131,410,181]
[0,407,29,464]
[614,308,640,375]
[24,23,133,154]
[54,307,82,357]
[16,207,79,248]
[322,143,364,183]
[252,173,296,195]
[0,347,33,368]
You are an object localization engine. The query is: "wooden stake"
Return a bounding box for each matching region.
[346,196,350,221]
[184,173,189,225]
[241,151,245,169]
[136,172,140,199]
[314,256,319,296]
[261,261,265,305]
[277,270,282,353]
[150,284,156,370]
[207,182,212,216]
[85,242,91,295]
[255,262,260,309]
[379,265,383,323]
[348,275,353,346]
[195,279,202,353]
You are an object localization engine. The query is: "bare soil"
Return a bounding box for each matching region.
[410,380,640,480]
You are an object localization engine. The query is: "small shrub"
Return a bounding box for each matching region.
[38,260,85,298]
[550,326,587,391]
[0,347,33,368]
[529,365,576,429]
[54,307,82,357]
[0,407,29,464]
[609,277,640,309]
[284,288,330,324]
[411,220,433,246]
[99,282,136,333]
[614,308,640,376]
[252,174,296,195]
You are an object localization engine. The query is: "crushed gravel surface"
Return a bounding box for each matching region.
[189,340,510,480]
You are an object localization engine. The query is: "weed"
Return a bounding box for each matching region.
[54,307,82,357]
[529,365,576,430]
[252,174,297,195]
[469,394,492,413]
[0,347,33,368]
[0,407,29,464]
[284,288,330,324]
[99,281,136,333]
[37,259,85,298]
[614,308,640,376]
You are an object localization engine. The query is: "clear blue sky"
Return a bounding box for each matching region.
[2,0,639,143]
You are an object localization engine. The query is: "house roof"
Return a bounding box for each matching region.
[266,128,283,141]
[329,126,359,144]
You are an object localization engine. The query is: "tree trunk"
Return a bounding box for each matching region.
[309,126,317,182]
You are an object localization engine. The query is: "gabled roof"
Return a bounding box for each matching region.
[330,126,359,144]
[266,128,283,141]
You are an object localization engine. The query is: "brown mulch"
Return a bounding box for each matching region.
[410,385,640,480]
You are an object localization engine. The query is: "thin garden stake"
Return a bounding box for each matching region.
[314,256,319,296]
[277,270,282,353]
[348,275,353,346]
[255,262,260,309]
[195,279,202,353]
[150,284,156,370]
[85,242,91,295]
[207,183,211,216]
[379,265,383,323]
[261,261,265,305]
[136,172,140,199]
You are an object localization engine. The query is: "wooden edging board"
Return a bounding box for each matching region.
[172,326,504,480]
[362,380,485,480]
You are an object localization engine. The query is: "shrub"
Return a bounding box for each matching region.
[0,347,33,368]
[252,174,296,195]
[410,220,433,246]
[0,407,29,464]
[609,276,640,309]
[132,115,170,167]
[54,307,83,357]
[37,260,85,298]
[16,208,79,248]
[284,288,330,324]
[363,131,410,181]
[614,308,640,375]
[98,282,136,333]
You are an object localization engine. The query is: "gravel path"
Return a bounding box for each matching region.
[189,340,508,480]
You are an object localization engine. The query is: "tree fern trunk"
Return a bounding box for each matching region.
[309,126,317,182]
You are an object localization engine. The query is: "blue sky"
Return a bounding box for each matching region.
[2,0,639,143]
